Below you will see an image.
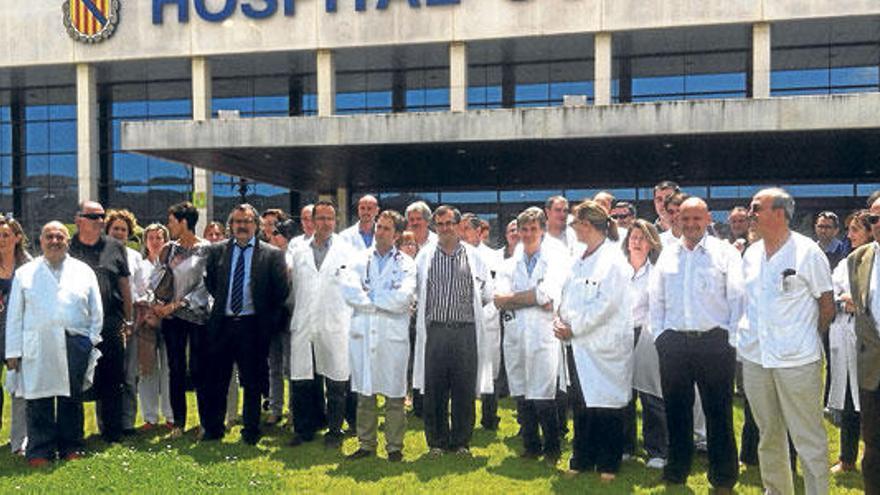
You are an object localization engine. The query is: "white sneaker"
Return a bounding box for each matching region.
[646,457,666,469]
[621,453,633,461]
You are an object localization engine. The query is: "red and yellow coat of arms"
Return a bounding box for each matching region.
[63,0,120,43]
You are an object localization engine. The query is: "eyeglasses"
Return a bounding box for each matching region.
[868,214,880,225]
[610,213,632,220]
[748,204,762,214]
[79,213,105,221]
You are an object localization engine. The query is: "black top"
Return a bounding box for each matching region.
[69,234,130,327]
[0,275,12,352]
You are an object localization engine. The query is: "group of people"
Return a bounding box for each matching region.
[0,181,878,495]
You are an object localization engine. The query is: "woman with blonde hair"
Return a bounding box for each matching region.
[555,200,633,481]
[136,223,175,430]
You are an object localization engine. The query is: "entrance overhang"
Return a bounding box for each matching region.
[121,93,880,191]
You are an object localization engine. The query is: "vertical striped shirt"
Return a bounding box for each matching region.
[426,243,475,324]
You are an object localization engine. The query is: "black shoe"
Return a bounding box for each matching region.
[102,433,122,444]
[346,448,374,460]
[343,428,357,438]
[200,430,224,442]
[121,428,138,437]
[387,451,403,462]
[520,450,541,460]
[324,432,344,448]
[289,433,314,447]
[242,434,260,446]
[481,421,499,431]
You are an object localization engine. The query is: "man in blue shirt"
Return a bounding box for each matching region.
[202,204,290,445]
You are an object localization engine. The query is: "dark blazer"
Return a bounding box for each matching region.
[204,238,291,346]
[848,242,880,391]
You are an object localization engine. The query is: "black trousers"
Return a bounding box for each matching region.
[839,378,861,465]
[26,334,91,460]
[566,346,623,473]
[290,368,326,440]
[655,329,738,489]
[94,322,124,441]
[623,390,668,459]
[481,393,499,429]
[861,386,880,495]
[162,317,208,430]
[201,316,268,440]
[518,397,560,457]
[423,322,478,450]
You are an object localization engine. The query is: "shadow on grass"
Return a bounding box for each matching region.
[326,450,490,483]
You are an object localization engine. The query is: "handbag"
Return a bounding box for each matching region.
[152,244,175,304]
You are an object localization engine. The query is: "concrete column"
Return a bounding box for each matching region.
[317,49,336,117]
[191,56,213,234]
[449,41,468,112]
[336,186,349,229]
[594,33,613,106]
[751,22,771,99]
[76,63,99,205]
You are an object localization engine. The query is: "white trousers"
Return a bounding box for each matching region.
[743,359,829,495]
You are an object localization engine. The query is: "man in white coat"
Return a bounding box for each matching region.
[413,205,494,456]
[288,200,358,448]
[340,195,379,252]
[339,210,417,462]
[5,221,103,466]
[494,207,569,464]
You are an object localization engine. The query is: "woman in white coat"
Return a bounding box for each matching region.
[338,210,417,461]
[829,210,871,473]
[554,200,634,481]
[495,207,570,464]
[621,219,668,469]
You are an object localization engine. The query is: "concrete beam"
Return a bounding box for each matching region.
[76,63,99,205]
[450,42,468,112]
[751,22,771,99]
[122,94,880,152]
[191,56,213,234]
[317,49,336,117]
[594,33,612,106]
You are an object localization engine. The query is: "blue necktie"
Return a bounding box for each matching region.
[230,244,250,315]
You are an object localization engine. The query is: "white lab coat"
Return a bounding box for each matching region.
[474,243,503,383]
[5,256,104,400]
[495,239,570,400]
[125,247,147,300]
[412,242,495,395]
[289,234,357,382]
[340,224,373,252]
[631,262,663,398]
[558,240,634,408]
[828,259,859,411]
[338,247,417,398]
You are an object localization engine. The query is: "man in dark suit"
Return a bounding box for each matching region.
[202,204,290,445]
[847,198,880,495]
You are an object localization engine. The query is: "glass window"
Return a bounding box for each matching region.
[613,25,750,103]
[771,18,880,96]
[440,191,498,204]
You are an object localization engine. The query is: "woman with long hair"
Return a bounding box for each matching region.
[137,223,175,430]
[0,216,32,455]
[555,201,634,482]
[829,209,872,474]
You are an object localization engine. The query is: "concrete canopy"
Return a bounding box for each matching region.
[121,93,880,192]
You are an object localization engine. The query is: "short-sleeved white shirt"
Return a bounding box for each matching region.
[740,231,833,368]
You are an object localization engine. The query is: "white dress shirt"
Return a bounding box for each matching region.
[740,231,833,368]
[649,233,744,347]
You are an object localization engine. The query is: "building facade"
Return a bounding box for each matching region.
[1,1,879,240]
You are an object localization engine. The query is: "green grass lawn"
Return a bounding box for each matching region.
[0,393,866,493]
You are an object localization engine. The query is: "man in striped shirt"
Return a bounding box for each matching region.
[413,205,494,457]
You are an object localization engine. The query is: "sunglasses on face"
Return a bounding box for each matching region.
[79,213,105,220]
[610,213,632,220]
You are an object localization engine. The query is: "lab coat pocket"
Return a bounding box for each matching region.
[387,323,409,344]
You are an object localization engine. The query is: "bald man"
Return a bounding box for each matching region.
[649,197,743,493]
[341,195,379,251]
